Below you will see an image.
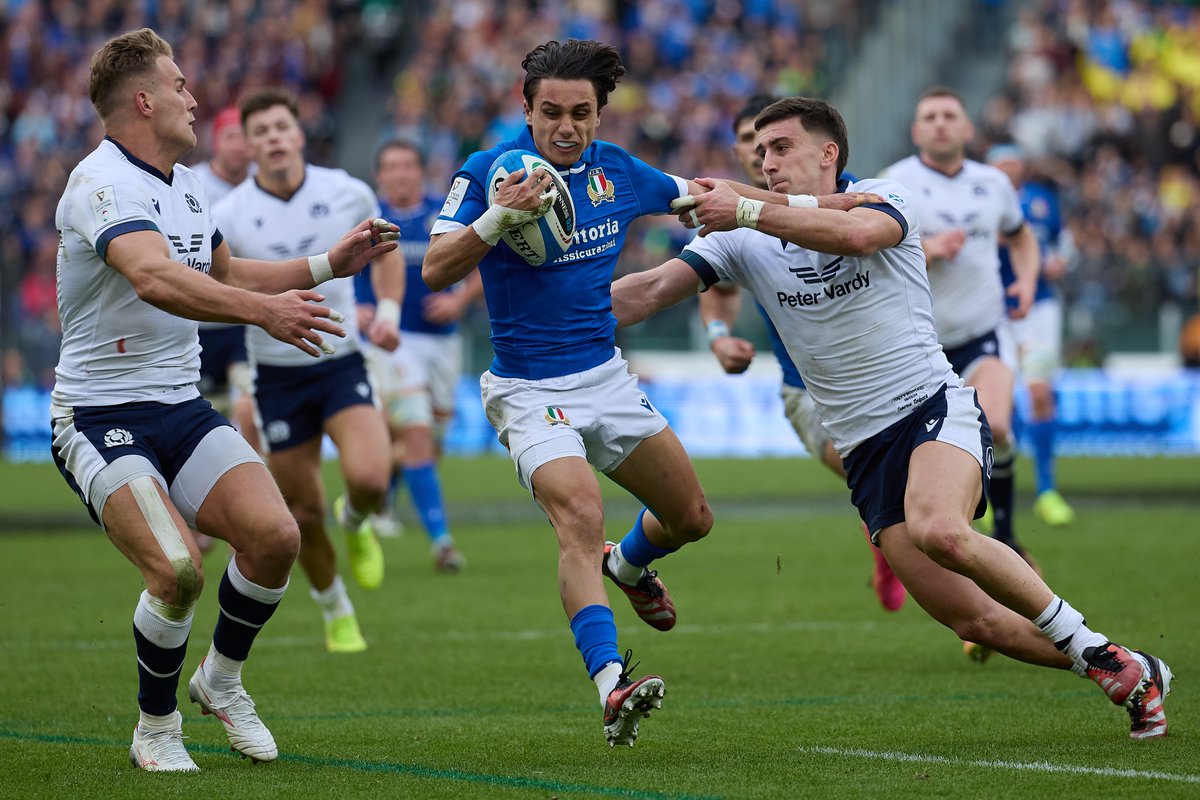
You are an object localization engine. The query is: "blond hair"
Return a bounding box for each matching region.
[87,28,174,121]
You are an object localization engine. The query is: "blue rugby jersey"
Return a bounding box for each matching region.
[354,195,457,335]
[999,181,1061,307]
[431,128,686,379]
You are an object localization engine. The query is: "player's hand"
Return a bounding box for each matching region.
[711,335,756,374]
[329,218,401,278]
[492,168,557,217]
[817,192,884,211]
[1006,277,1036,320]
[423,291,469,325]
[674,178,739,236]
[924,229,966,261]
[367,317,400,352]
[1043,253,1068,282]
[262,289,346,358]
[356,303,375,332]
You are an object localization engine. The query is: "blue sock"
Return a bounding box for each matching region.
[403,461,449,545]
[1028,419,1057,494]
[570,604,621,678]
[617,508,677,568]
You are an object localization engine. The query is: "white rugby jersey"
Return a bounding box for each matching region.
[53,137,219,407]
[881,156,1024,348]
[682,178,959,456]
[214,165,380,367]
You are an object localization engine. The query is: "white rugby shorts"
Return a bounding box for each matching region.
[1010,298,1062,383]
[480,350,668,491]
[781,384,832,461]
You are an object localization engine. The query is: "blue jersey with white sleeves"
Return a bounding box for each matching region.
[354,195,456,335]
[999,181,1060,307]
[430,128,687,379]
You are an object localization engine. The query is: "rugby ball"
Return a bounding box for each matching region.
[485,150,576,266]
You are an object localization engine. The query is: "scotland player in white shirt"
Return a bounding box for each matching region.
[883,89,1039,582]
[52,29,398,772]
[215,88,404,655]
[613,96,1171,741]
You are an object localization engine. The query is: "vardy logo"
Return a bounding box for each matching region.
[789,256,843,285]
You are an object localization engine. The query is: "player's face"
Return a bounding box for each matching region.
[148,56,197,154]
[756,117,835,196]
[524,78,600,167]
[732,118,767,189]
[376,147,423,206]
[912,95,974,162]
[213,124,250,175]
[244,104,306,176]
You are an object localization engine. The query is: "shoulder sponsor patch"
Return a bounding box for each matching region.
[439,176,470,219]
[90,185,119,227]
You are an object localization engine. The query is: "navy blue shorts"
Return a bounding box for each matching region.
[51,397,232,524]
[198,326,248,395]
[254,352,375,451]
[943,330,1000,379]
[843,384,992,540]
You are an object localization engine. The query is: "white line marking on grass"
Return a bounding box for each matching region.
[800,746,1200,784]
[18,619,885,652]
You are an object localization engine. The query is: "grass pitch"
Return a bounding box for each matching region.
[0,455,1197,798]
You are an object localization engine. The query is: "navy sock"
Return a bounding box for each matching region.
[212,558,285,662]
[132,591,191,716]
[990,449,1017,549]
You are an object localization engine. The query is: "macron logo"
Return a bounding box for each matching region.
[924,418,939,433]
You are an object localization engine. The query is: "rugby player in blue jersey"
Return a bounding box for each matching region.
[355,140,480,570]
[424,39,875,746]
[988,144,1076,528]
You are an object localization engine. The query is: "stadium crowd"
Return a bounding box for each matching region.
[3,0,1200,391]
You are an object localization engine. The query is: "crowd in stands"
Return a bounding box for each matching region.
[4,0,1199,392]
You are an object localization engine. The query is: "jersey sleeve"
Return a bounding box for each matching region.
[347,175,383,220]
[211,193,240,256]
[680,230,744,289]
[849,178,918,244]
[620,150,688,216]
[430,153,491,236]
[64,168,161,263]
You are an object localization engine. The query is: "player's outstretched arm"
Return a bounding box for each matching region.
[611,258,703,328]
[699,283,755,374]
[106,230,346,358]
[678,180,901,256]
[214,218,399,293]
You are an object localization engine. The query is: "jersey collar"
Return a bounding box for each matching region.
[515,127,598,176]
[917,155,965,178]
[105,136,174,185]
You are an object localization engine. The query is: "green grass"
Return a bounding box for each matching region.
[1,455,1198,798]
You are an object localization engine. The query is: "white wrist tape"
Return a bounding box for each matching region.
[787,194,819,209]
[375,298,400,328]
[706,319,731,344]
[308,252,333,285]
[736,197,765,230]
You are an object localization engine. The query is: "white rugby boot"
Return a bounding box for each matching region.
[188,661,279,762]
[129,710,199,772]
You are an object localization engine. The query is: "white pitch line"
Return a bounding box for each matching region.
[11,619,885,653]
[800,745,1200,784]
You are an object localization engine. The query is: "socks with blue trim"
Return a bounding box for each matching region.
[608,508,676,585]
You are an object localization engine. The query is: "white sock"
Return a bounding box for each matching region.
[138,709,181,732]
[593,661,623,706]
[341,497,367,530]
[310,575,355,622]
[607,543,644,586]
[202,642,244,690]
[1033,596,1108,669]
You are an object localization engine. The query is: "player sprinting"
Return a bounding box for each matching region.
[354,140,479,571]
[53,29,398,772]
[612,96,1171,741]
[214,88,404,655]
[700,93,904,612]
[987,143,1076,527]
